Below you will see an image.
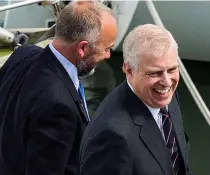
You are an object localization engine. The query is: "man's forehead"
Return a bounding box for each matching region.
[139,56,178,69]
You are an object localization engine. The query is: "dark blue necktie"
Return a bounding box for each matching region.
[78,81,90,121]
[160,107,181,175]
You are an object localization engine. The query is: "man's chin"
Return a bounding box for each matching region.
[79,68,95,78]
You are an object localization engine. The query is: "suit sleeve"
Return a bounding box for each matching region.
[25,103,77,175]
[80,127,132,175]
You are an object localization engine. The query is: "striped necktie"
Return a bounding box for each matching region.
[160,107,181,175]
[78,81,90,121]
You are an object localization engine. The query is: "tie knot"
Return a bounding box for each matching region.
[159,107,168,116]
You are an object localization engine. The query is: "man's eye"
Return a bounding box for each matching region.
[105,48,110,52]
[168,68,177,73]
[148,72,159,77]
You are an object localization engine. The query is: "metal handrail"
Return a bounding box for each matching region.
[0,0,60,46]
[146,0,210,126]
[0,0,43,12]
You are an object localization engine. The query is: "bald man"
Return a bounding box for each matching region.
[0,2,117,175]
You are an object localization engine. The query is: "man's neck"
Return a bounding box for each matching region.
[52,39,77,66]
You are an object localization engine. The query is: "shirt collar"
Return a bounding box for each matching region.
[126,79,160,116]
[49,43,79,90]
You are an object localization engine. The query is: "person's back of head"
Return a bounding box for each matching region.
[55,1,114,47]
[53,1,117,77]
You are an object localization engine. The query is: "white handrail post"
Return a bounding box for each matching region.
[0,0,43,12]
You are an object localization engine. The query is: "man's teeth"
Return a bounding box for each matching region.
[155,88,171,94]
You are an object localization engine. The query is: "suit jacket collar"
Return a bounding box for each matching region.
[49,43,79,90]
[41,45,88,123]
[168,98,188,172]
[121,81,179,174]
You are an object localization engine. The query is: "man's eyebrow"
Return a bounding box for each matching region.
[146,67,163,72]
[168,65,179,70]
[107,44,114,49]
[146,65,179,72]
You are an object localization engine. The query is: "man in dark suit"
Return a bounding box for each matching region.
[0,2,117,175]
[80,24,190,175]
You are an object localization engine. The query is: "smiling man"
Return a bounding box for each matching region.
[80,24,190,175]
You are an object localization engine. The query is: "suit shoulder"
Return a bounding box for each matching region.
[81,122,128,151]
[85,82,137,139]
[16,44,42,52]
[85,108,133,142]
[10,44,42,58]
[1,44,42,72]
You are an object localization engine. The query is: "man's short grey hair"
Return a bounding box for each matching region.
[123,24,178,71]
[55,1,114,47]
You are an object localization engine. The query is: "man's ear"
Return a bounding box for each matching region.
[76,41,89,58]
[123,62,133,77]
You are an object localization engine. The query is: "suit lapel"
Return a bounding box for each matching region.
[41,46,88,123]
[139,120,174,174]
[76,99,89,122]
[168,96,188,171]
[121,81,174,174]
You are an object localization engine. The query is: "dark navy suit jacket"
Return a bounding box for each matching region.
[80,81,190,175]
[0,45,88,175]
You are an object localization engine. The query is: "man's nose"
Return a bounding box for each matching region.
[161,73,172,86]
